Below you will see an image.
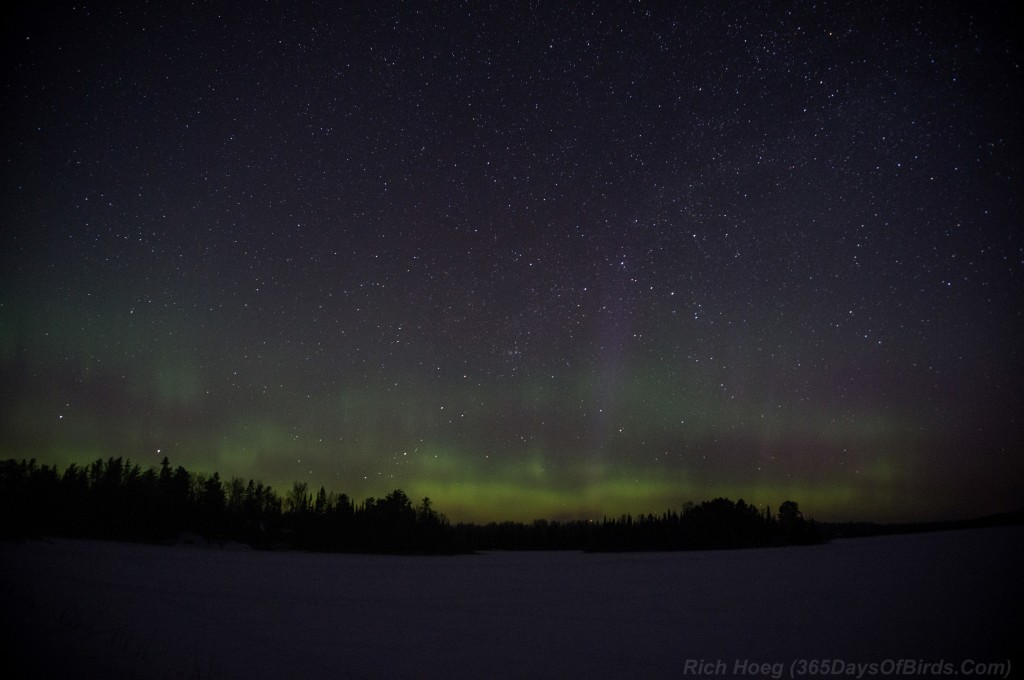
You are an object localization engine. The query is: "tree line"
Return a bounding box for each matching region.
[0,457,819,553]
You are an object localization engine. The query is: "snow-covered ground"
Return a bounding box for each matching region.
[3,525,1021,679]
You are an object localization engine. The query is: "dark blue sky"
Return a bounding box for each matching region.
[2,1,1021,522]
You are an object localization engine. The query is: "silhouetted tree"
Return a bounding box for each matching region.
[227,477,246,515]
[198,472,226,536]
[286,481,310,514]
[778,500,802,525]
[777,500,816,544]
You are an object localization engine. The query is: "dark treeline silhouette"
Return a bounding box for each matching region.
[457,498,818,551]
[584,498,819,551]
[816,508,1024,540]
[1,457,820,553]
[0,457,455,553]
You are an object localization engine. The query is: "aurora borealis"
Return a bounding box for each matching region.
[2,2,1021,523]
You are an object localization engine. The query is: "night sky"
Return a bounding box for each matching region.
[3,1,1022,523]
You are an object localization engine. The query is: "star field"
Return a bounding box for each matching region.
[2,1,1022,522]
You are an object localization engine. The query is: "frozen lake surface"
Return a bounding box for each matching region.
[3,525,1021,679]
